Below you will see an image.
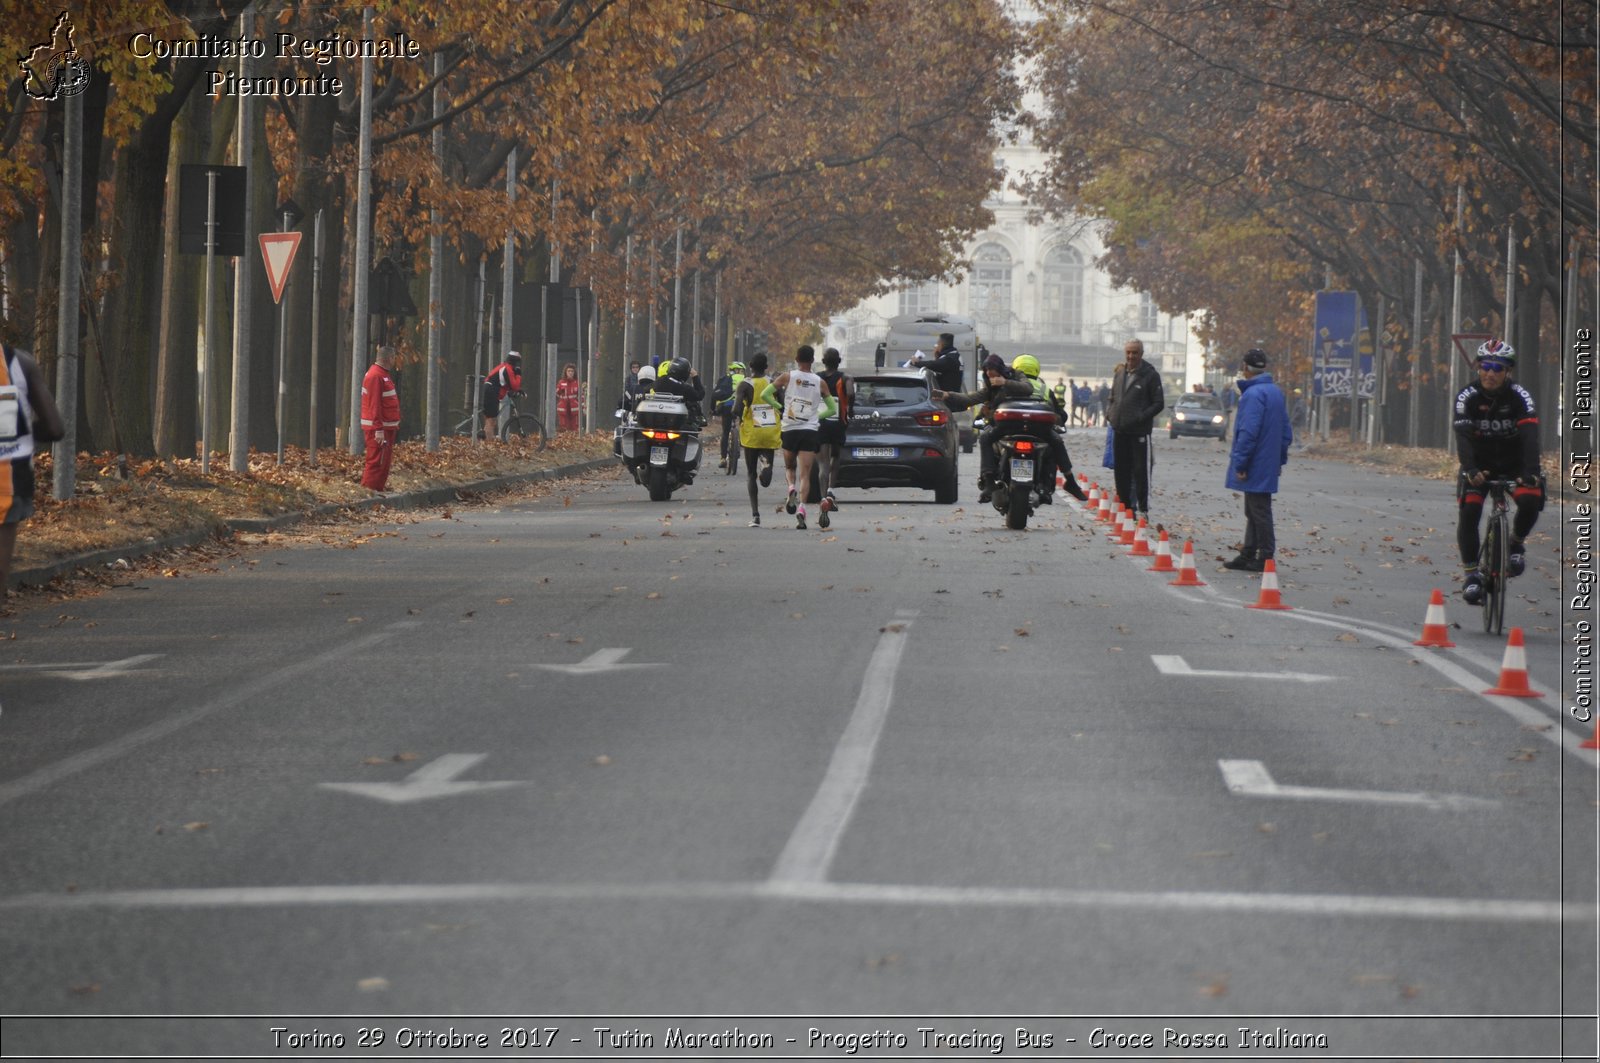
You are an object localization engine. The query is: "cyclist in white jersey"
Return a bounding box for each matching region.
[765,345,836,530]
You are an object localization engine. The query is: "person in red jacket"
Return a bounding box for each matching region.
[481,350,523,442]
[555,362,582,433]
[360,346,401,491]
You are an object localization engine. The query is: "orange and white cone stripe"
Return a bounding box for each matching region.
[1147,529,1176,572]
[1482,627,1544,698]
[1245,559,1292,610]
[1169,540,1206,586]
[1411,588,1456,648]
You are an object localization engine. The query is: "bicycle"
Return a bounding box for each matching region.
[1475,477,1520,635]
[450,392,548,450]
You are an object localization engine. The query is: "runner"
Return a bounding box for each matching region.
[767,345,837,530]
[731,352,782,527]
[814,347,854,528]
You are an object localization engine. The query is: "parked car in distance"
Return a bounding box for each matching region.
[832,368,960,504]
[1169,392,1227,439]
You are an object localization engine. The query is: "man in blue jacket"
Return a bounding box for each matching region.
[1223,348,1292,572]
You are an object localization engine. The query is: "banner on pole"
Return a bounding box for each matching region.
[1312,290,1359,397]
[259,232,301,304]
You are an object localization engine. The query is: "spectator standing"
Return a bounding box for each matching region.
[1105,340,1164,519]
[481,350,523,441]
[0,342,63,603]
[1059,378,1076,425]
[1223,348,1293,572]
[1096,381,1111,426]
[555,363,582,434]
[1219,380,1238,440]
[360,346,401,491]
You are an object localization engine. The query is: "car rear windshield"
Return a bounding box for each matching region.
[856,381,928,407]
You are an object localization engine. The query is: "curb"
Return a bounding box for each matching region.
[10,456,619,591]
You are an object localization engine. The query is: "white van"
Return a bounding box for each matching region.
[880,313,979,450]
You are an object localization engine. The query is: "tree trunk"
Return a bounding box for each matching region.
[154,83,210,459]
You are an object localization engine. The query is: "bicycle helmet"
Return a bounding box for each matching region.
[666,357,691,381]
[507,350,522,364]
[1476,338,1515,367]
[636,364,656,382]
[729,361,746,374]
[1011,354,1040,378]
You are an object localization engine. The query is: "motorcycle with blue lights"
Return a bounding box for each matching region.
[617,392,703,502]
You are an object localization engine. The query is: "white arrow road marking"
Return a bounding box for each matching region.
[533,648,663,675]
[1220,759,1498,812]
[1152,654,1335,683]
[319,754,527,805]
[0,653,163,680]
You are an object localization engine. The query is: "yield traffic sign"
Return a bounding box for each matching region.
[259,231,302,304]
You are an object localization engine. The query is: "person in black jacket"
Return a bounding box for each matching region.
[651,357,706,424]
[1105,339,1164,518]
[1454,339,1542,604]
[935,354,1032,502]
[910,332,965,393]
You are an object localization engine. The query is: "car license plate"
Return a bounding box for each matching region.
[650,446,669,465]
[1010,458,1034,480]
[853,447,898,459]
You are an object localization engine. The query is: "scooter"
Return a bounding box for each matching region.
[616,394,702,501]
[987,400,1062,530]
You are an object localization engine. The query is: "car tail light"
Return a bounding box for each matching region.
[923,448,942,458]
[1013,439,1035,453]
[641,430,681,440]
[913,410,948,426]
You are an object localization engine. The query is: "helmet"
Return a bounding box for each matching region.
[730,361,746,374]
[666,357,691,381]
[1011,354,1040,378]
[507,350,522,364]
[636,364,656,381]
[1476,338,1515,367]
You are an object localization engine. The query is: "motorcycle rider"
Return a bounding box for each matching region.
[1011,353,1086,503]
[650,357,707,425]
[1455,338,1542,603]
[933,353,1032,503]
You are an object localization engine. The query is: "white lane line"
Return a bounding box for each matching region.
[768,614,916,885]
[320,753,528,804]
[0,879,1578,924]
[0,654,163,680]
[0,631,401,808]
[1152,655,1335,683]
[1220,759,1498,811]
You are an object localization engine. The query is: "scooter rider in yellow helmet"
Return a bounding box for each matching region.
[1011,353,1086,503]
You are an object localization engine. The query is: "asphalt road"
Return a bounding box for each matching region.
[0,429,1593,1061]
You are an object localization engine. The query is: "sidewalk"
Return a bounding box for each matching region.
[9,456,618,591]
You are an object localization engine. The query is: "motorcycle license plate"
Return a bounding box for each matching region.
[1010,458,1034,480]
[650,446,670,465]
[853,447,898,459]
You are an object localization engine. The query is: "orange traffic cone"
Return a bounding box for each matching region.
[1411,589,1456,648]
[1482,628,1545,697]
[1582,724,1600,750]
[1169,540,1206,586]
[1096,492,1113,522]
[1085,484,1101,511]
[1118,510,1139,545]
[1245,558,1292,610]
[1128,518,1153,556]
[1105,504,1127,536]
[1147,529,1176,572]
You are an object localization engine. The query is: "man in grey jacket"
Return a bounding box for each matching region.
[1105,339,1164,518]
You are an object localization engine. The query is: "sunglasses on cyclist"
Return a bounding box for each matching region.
[1477,360,1509,373]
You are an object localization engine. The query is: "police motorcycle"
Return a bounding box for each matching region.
[987,399,1063,530]
[615,363,703,502]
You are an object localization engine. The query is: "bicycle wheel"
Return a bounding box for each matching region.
[1480,512,1507,635]
[503,414,548,450]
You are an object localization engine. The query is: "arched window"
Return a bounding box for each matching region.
[898,280,941,317]
[972,243,1013,341]
[1042,245,1083,341]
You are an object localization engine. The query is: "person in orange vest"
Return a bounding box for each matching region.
[481,350,523,441]
[360,346,401,491]
[555,362,582,433]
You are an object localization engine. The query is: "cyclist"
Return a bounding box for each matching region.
[1454,338,1542,604]
[481,350,523,441]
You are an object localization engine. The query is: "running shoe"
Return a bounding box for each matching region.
[785,489,797,515]
[759,461,773,487]
[1462,571,1485,604]
[818,508,830,529]
[796,514,807,530]
[749,515,761,527]
[1508,544,1526,577]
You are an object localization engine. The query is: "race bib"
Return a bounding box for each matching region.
[786,396,815,420]
[752,405,777,427]
[0,386,19,441]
